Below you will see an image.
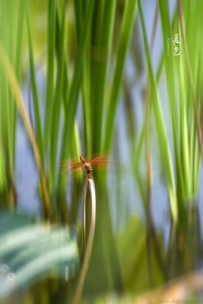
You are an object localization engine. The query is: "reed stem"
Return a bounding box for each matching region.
[72,178,96,304]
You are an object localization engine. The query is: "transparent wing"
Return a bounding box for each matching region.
[61,163,85,175]
[92,160,115,165]
[60,160,82,168]
[88,155,109,164]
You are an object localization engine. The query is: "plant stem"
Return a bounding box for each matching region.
[72,179,96,304]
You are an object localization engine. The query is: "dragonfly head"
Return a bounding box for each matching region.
[85,163,93,174]
[86,168,93,173]
[85,164,93,180]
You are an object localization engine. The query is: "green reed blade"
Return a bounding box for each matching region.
[48,0,66,196]
[0,42,51,215]
[58,0,95,194]
[91,0,116,153]
[11,0,24,172]
[138,0,177,221]
[43,0,56,151]
[103,0,137,154]
[25,1,45,169]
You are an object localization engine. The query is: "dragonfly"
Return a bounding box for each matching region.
[61,155,113,179]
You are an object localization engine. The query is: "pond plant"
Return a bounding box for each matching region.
[0,0,203,303]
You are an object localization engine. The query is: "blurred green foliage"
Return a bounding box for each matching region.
[0,0,203,302]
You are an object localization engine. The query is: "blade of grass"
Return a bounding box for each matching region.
[103,0,137,153]
[82,54,92,157]
[176,0,202,202]
[133,121,146,203]
[4,1,14,173]
[0,67,9,161]
[25,1,45,169]
[0,2,9,175]
[158,0,178,154]
[48,0,66,197]
[0,1,24,203]
[43,0,56,151]
[69,122,82,224]
[74,0,100,158]
[72,179,96,304]
[0,141,7,195]
[177,41,192,202]
[91,0,116,153]
[11,0,25,172]
[158,0,189,207]
[58,0,95,194]
[138,0,177,222]
[156,8,177,83]
[178,0,203,160]
[0,43,51,216]
[73,0,91,157]
[89,0,105,152]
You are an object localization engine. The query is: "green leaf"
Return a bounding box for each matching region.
[43,0,57,150]
[116,215,164,291]
[49,0,66,196]
[0,211,79,298]
[138,0,178,221]
[103,0,137,153]
[58,0,96,194]
[25,1,45,169]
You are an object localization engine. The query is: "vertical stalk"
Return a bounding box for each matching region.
[49,0,66,196]
[72,179,96,304]
[0,44,51,216]
[25,1,45,169]
[43,0,56,151]
[58,0,95,194]
[178,0,203,159]
[103,0,137,153]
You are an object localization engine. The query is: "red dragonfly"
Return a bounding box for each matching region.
[61,155,113,178]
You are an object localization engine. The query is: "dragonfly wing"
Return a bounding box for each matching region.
[90,160,115,171]
[92,160,115,165]
[61,163,85,174]
[60,160,82,168]
[89,155,110,164]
